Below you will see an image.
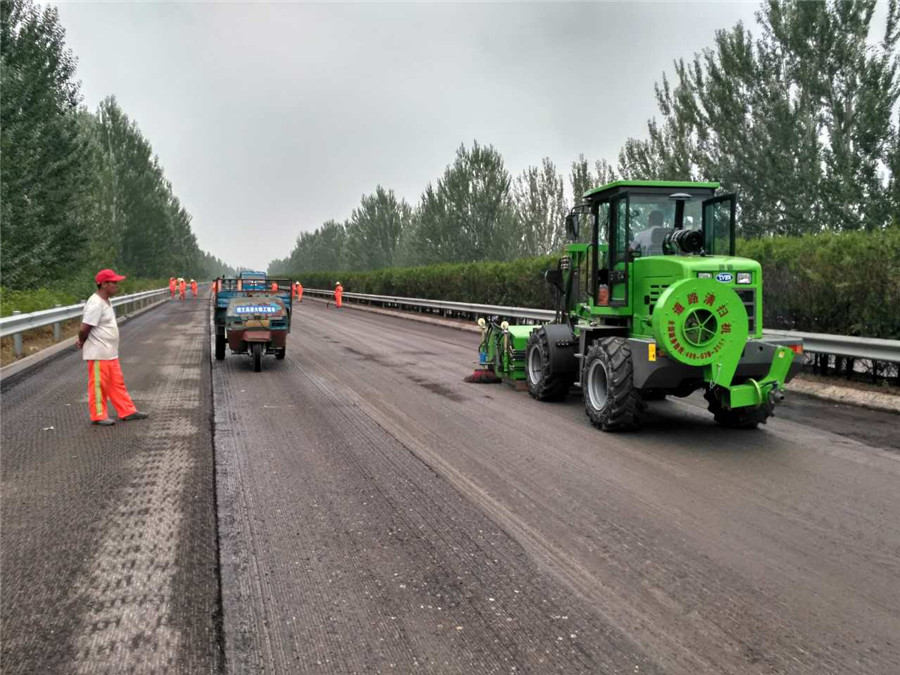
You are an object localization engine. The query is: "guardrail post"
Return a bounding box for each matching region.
[12,311,23,357]
[53,304,62,342]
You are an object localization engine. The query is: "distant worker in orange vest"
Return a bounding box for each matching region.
[334,281,343,308]
[169,277,177,299]
[190,279,198,298]
[179,278,187,301]
[294,281,303,302]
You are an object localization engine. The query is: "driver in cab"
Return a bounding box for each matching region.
[629,209,668,258]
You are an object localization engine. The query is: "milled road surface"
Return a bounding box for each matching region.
[1,298,221,674]
[216,300,900,674]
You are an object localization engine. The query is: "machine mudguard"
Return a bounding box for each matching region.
[539,324,580,375]
[629,337,802,394]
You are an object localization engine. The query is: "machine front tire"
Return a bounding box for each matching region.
[252,343,263,372]
[704,387,771,429]
[582,338,645,431]
[526,329,573,402]
[215,334,226,361]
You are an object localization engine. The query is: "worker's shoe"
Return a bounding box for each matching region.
[92,418,116,426]
[121,411,149,421]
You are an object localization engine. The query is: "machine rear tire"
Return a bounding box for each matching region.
[582,338,645,431]
[526,329,573,401]
[215,334,226,361]
[704,387,771,429]
[275,347,286,360]
[252,343,262,372]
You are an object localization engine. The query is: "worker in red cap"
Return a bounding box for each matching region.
[169,277,176,299]
[76,269,149,426]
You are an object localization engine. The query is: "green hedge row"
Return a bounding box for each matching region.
[0,278,169,317]
[296,229,900,340]
[736,229,900,339]
[298,256,559,310]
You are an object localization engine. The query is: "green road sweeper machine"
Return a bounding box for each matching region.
[476,180,804,431]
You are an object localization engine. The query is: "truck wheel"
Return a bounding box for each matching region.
[582,338,645,431]
[526,329,572,401]
[215,334,226,361]
[704,387,771,429]
[275,347,286,360]
[252,343,262,372]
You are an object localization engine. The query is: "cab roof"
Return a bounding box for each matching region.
[583,180,720,200]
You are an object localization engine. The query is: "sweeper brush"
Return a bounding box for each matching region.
[464,368,501,384]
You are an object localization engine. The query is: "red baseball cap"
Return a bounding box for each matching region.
[95,269,126,284]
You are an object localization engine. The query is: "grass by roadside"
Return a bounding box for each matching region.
[1,288,173,367]
[1,278,168,317]
[0,321,81,367]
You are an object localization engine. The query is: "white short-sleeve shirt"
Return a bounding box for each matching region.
[82,293,119,361]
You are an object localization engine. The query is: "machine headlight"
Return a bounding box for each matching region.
[697,272,712,279]
[737,272,752,284]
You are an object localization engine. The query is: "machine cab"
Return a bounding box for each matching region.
[570,181,736,311]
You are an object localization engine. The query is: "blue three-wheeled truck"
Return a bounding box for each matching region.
[214,271,293,372]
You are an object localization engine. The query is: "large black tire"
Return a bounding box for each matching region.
[252,343,262,372]
[526,329,574,401]
[582,338,645,431]
[704,387,771,429]
[215,334,226,361]
[275,347,286,360]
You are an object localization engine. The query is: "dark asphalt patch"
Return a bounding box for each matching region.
[213,317,659,673]
[1,299,222,674]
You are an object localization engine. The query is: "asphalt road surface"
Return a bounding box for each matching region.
[215,300,900,674]
[1,297,221,674]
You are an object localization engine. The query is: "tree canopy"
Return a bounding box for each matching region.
[1,0,234,289]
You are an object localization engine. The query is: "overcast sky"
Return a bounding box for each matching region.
[55,1,762,270]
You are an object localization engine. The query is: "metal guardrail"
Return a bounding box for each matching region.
[762,330,900,364]
[0,287,170,356]
[307,289,555,322]
[305,288,900,363]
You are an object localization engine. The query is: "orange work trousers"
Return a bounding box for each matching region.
[180,285,186,300]
[191,284,198,297]
[87,359,137,421]
[169,285,176,298]
[295,285,303,302]
[334,292,342,308]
